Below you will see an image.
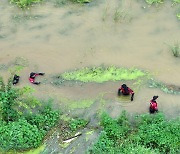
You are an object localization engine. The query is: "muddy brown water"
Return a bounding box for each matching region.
[0,0,180,117]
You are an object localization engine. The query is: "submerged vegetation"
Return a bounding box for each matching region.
[10,0,43,8]
[10,0,91,8]
[55,66,146,83]
[148,79,180,94]
[89,111,180,153]
[71,0,91,3]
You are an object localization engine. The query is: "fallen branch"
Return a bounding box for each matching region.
[62,132,82,143]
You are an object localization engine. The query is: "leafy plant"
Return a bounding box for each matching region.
[0,77,21,122]
[69,118,88,131]
[26,105,60,132]
[0,119,43,151]
[89,112,180,153]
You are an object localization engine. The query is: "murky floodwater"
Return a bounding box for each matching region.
[0,0,180,116]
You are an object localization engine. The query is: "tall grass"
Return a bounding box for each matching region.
[170,43,180,57]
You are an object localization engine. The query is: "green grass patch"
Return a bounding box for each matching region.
[57,66,146,83]
[10,0,43,8]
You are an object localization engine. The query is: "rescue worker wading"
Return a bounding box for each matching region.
[118,84,135,101]
[149,96,158,114]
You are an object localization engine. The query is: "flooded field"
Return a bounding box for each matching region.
[1,0,180,114]
[0,0,180,153]
[0,0,180,112]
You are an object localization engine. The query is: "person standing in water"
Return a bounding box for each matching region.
[149,96,158,113]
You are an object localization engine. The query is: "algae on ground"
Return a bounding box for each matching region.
[58,66,146,83]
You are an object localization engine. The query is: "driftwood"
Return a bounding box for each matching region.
[62,132,82,143]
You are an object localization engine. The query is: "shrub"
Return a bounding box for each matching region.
[89,112,180,153]
[26,105,60,132]
[0,76,60,151]
[0,77,22,122]
[134,113,180,153]
[0,119,43,151]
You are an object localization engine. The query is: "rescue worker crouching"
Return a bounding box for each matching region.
[29,72,45,85]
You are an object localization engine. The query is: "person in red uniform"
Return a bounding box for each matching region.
[29,72,45,85]
[149,96,158,113]
[118,84,134,101]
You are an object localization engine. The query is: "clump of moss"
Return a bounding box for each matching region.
[58,66,146,83]
[148,79,180,95]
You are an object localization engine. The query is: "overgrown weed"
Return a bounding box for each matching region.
[170,42,180,57]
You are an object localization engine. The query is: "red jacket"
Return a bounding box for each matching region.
[150,100,158,110]
[119,86,134,95]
